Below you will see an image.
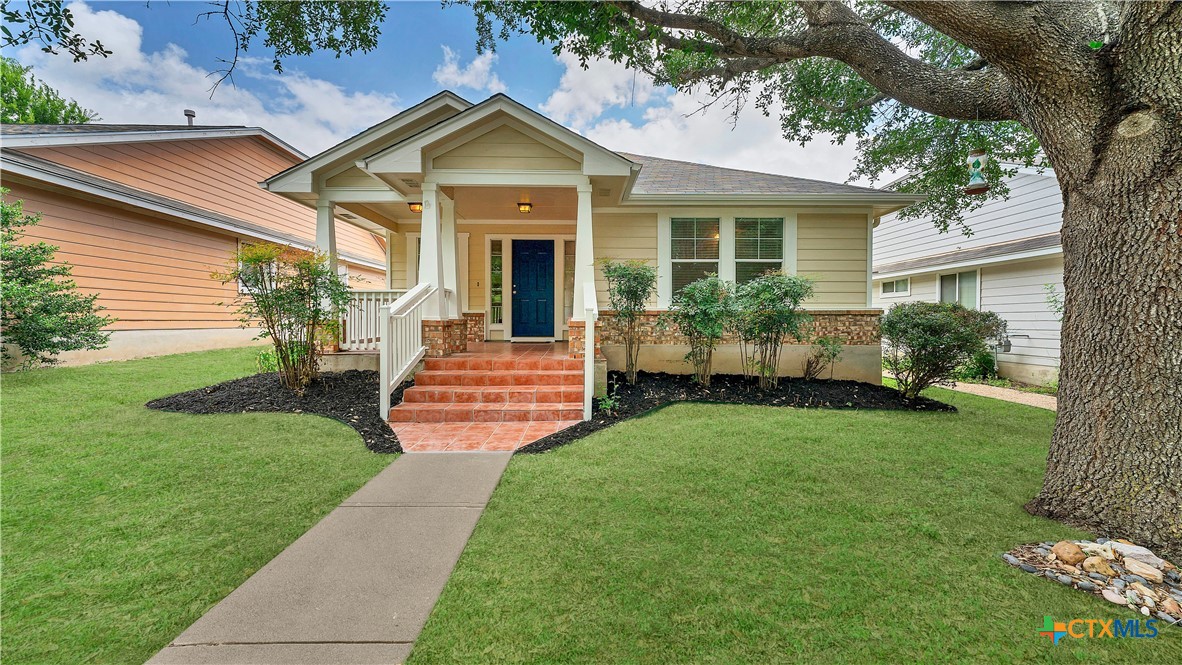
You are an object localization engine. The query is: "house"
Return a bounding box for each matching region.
[0,123,388,366]
[872,168,1063,385]
[263,91,923,433]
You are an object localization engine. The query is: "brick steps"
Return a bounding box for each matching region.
[423,356,582,372]
[389,402,583,423]
[413,370,582,387]
[402,386,583,404]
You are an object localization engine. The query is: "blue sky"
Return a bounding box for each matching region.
[4,1,863,183]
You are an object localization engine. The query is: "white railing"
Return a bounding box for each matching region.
[379,283,436,418]
[341,289,406,351]
[583,281,599,420]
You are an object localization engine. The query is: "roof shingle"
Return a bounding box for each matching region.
[618,152,890,197]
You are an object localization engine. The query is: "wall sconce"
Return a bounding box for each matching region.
[407,202,424,213]
[517,201,533,214]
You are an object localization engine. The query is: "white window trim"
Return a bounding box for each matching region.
[670,216,723,293]
[880,277,911,298]
[484,233,575,342]
[938,269,981,308]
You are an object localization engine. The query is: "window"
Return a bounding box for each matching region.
[880,278,910,297]
[563,240,576,322]
[734,217,784,283]
[671,217,719,293]
[939,270,978,308]
[489,240,504,324]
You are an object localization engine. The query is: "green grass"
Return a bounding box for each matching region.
[1,348,393,664]
[412,390,1180,663]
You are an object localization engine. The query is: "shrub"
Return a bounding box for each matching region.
[802,335,844,380]
[600,259,657,385]
[666,275,737,385]
[731,273,815,389]
[1,189,113,367]
[214,243,349,393]
[881,302,1008,399]
[955,348,997,380]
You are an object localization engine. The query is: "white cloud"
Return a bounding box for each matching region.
[543,54,869,184]
[11,2,402,155]
[432,46,506,94]
[540,52,654,129]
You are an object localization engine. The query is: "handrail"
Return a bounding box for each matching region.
[340,289,407,351]
[582,281,599,421]
[379,282,437,418]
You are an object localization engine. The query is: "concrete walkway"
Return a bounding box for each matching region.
[948,381,1058,411]
[148,452,512,665]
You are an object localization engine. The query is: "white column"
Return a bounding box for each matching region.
[418,184,446,319]
[440,193,459,318]
[719,215,736,282]
[384,230,396,289]
[571,182,595,320]
[316,201,337,274]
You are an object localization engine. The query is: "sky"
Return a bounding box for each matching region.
[3,1,866,184]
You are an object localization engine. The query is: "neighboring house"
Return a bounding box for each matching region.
[0,123,388,366]
[872,168,1063,385]
[264,90,922,402]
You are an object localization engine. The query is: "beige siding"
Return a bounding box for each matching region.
[591,213,659,308]
[325,167,379,188]
[19,138,386,264]
[981,256,1063,371]
[872,273,939,308]
[797,213,869,307]
[5,182,241,331]
[346,264,387,290]
[432,125,581,171]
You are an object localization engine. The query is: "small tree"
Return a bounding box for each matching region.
[1,56,99,124]
[732,273,814,389]
[599,259,656,385]
[882,302,1008,399]
[214,242,349,393]
[802,335,844,381]
[1,189,113,367]
[666,275,736,386]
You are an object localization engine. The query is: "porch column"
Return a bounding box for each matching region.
[316,201,337,274]
[571,182,595,320]
[440,193,460,318]
[418,184,446,319]
[384,230,396,290]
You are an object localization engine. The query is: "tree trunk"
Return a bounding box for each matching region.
[1024,130,1182,561]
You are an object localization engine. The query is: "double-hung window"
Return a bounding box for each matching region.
[670,217,719,293]
[939,270,978,308]
[734,217,784,283]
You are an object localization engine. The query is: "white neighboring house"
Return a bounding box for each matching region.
[872,168,1063,385]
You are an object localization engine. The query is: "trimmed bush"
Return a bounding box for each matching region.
[666,275,737,385]
[732,273,815,389]
[882,302,1007,399]
[600,259,657,385]
[802,335,844,380]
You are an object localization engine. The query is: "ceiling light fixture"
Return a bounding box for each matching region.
[517,201,533,214]
[408,202,424,213]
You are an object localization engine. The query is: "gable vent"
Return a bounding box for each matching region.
[400,178,421,188]
[597,188,611,197]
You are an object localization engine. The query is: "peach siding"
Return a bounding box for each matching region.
[19,137,386,264]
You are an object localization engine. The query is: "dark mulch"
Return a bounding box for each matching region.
[516,370,955,454]
[147,370,407,454]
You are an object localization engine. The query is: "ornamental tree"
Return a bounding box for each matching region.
[666,275,737,386]
[600,259,657,385]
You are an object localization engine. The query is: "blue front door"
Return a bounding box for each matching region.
[512,239,555,338]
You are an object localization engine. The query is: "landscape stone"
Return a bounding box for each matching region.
[1140,606,1150,616]
[1082,556,1117,577]
[1003,553,1021,566]
[1112,578,1127,590]
[1057,574,1073,586]
[1156,612,1177,625]
[1126,590,1142,605]
[1130,582,1157,600]
[1088,572,1108,582]
[1122,574,1148,586]
[1051,541,1086,566]
[1020,564,1038,573]
[1161,597,1181,616]
[1102,588,1126,605]
[1035,547,1051,558]
[1124,558,1164,583]
[1077,581,1097,591]
[1108,542,1167,569]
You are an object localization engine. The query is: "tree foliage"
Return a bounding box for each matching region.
[666,274,736,386]
[1,56,97,124]
[0,0,110,62]
[600,259,657,385]
[881,302,1007,399]
[1,189,113,367]
[732,273,813,389]
[213,243,349,393]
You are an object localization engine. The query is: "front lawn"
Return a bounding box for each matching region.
[412,391,1181,662]
[1,348,392,664]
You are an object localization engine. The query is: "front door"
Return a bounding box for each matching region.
[511,239,555,338]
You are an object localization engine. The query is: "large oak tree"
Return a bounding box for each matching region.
[3,0,1178,556]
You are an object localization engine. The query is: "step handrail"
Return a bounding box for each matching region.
[379,283,437,418]
[582,281,599,420]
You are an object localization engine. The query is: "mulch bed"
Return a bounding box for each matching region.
[516,370,954,454]
[147,370,407,454]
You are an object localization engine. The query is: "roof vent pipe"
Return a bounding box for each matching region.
[183,109,196,126]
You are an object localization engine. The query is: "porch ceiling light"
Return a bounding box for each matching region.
[517,201,533,214]
[408,202,424,213]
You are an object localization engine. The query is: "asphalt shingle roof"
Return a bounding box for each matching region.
[1,123,245,135]
[618,152,891,197]
[873,233,1061,275]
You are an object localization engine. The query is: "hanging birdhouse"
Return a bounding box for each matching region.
[964,148,990,195]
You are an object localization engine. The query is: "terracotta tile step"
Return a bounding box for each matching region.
[423,357,582,372]
[388,402,584,423]
[413,370,582,387]
[402,386,584,404]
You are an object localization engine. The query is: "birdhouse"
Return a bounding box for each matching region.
[964,148,990,195]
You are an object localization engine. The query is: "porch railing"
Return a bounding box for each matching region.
[379,283,435,418]
[341,289,406,351]
[582,281,599,421]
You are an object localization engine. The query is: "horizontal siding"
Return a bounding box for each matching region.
[433,125,581,171]
[797,213,868,307]
[592,213,658,308]
[874,172,1062,266]
[20,137,386,264]
[5,183,242,331]
[981,256,1063,368]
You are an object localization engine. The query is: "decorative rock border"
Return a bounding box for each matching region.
[1003,539,1181,626]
